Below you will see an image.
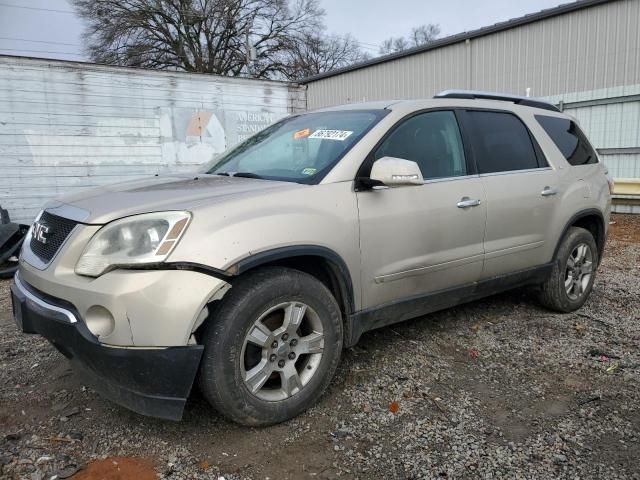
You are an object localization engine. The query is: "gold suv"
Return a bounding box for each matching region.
[11,91,612,425]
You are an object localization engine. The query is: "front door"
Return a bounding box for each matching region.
[357,110,487,310]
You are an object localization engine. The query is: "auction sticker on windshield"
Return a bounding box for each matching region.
[309,130,353,141]
[293,128,311,139]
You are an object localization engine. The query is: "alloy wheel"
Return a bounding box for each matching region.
[564,243,593,300]
[240,301,325,401]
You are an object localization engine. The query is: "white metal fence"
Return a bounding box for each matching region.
[0,56,306,224]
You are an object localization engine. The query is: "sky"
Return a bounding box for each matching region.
[0,0,568,61]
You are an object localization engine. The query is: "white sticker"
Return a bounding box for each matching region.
[309,129,354,141]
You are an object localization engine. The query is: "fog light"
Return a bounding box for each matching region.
[85,305,115,338]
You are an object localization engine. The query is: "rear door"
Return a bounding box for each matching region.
[459,109,560,279]
[356,110,486,309]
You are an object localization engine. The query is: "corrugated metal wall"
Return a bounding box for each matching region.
[546,85,640,179]
[305,0,640,108]
[307,42,471,107]
[469,0,640,96]
[304,0,640,212]
[0,56,306,224]
[548,84,640,212]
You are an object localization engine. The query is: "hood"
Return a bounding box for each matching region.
[47,174,302,224]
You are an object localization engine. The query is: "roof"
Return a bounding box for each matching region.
[434,89,561,112]
[311,91,563,113]
[299,0,618,83]
[314,97,570,117]
[313,100,403,111]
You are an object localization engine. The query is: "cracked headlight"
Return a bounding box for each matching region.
[75,211,191,277]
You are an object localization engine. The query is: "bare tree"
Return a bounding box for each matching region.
[71,0,357,78]
[379,23,440,55]
[379,37,409,55]
[410,24,440,47]
[281,31,366,79]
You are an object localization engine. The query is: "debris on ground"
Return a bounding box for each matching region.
[1,214,639,479]
[0,206,28,279]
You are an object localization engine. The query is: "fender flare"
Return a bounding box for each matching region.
[552,208,606,265]
[232,245,356,315]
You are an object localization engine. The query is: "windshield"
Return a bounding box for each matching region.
[203,110,387,183]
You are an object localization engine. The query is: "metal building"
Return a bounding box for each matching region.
[301,0,640,211]
[0,55,305,224]
[1,0,638,222]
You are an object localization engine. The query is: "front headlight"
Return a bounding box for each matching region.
[75,211,191,277]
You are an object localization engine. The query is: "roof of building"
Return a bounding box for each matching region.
[299,0,618,83]
[0,54,294,86]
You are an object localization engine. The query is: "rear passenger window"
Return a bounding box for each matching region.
[465,111,540,174]
[535,115,598,166]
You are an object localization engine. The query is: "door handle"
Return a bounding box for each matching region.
[457,197,481,208]
[541,186,558,197]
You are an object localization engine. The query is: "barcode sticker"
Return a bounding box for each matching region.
[309,129,354,141]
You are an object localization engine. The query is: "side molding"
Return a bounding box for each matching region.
[346,263,553,347]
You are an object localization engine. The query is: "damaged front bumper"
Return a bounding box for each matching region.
[10,272,203,421]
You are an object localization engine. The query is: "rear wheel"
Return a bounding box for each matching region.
[198,267,343,426]
[537,226,598,312]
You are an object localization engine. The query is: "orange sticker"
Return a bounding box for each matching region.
[293,128,310,139]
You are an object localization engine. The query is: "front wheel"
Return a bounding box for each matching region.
[198,267,343,426]
[537,226,599,312]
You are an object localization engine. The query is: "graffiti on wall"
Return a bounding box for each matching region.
[161,107,284,166]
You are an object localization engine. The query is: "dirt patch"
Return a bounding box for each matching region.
[609,213,640,243]
[73,457,157,480]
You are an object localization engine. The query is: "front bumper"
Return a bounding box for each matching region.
[10,273,203,421]
[18,256,228,347]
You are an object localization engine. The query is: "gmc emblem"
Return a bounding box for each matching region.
[32,221,50,244]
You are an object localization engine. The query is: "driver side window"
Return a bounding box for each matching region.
[374,111,467,179]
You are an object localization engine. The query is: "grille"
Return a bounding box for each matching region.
[29,211,79,263]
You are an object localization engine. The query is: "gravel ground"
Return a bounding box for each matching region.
[1,214,639,480]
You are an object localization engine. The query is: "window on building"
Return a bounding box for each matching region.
[536,115,598,166]
[374,111,467,179]
[465,111,540,174]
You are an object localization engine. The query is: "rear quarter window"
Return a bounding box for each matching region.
[535,115,598,166]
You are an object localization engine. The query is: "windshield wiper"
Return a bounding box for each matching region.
[215,172,264,179]
[234,172,264,179]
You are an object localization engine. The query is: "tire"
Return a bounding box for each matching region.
[198,266,343,426]
[537,226,599,312]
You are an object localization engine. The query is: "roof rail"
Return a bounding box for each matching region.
[434,89,560,112]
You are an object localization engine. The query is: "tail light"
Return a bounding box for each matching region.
[607,175,615,195]
[603,167,615,195]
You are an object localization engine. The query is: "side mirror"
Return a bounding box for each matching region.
[369,156,424,187]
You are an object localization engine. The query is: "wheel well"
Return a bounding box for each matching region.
[239,255,353,318]
[570,213,606,262]
[194,254,355,345]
